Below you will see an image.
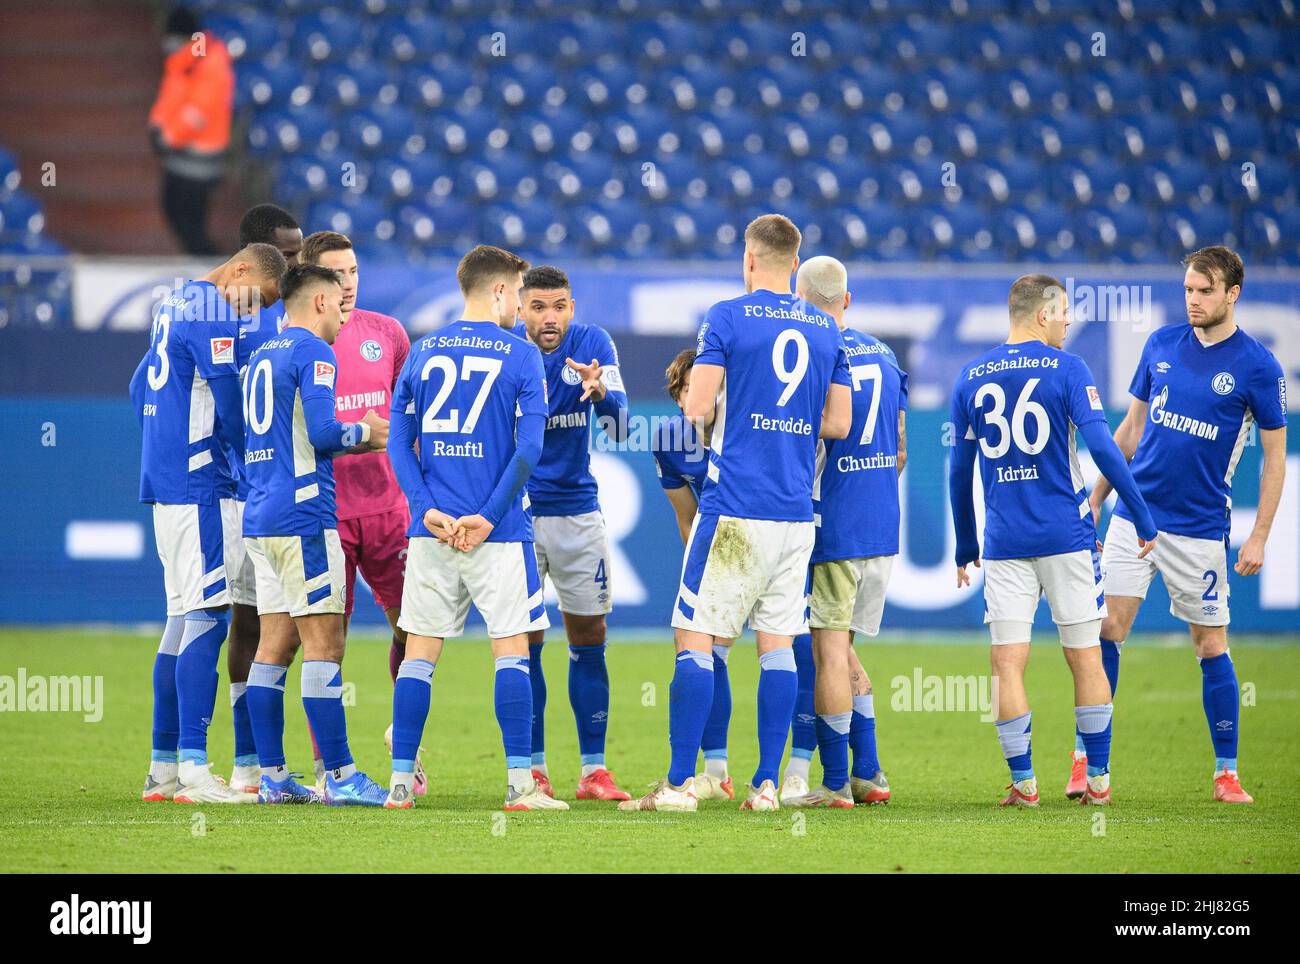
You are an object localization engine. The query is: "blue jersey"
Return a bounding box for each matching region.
[695,289,851,522]
[138,280,241,505]
[241,326,361,537]
[951,341,1108,560]
[528,323,627,517]
[390,320,549,542]
[232,300,288,500]
[652,414,708,500]
[1115,323,1287,540]
[813,329,909,562]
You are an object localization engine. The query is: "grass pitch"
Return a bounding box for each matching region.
[1,627,1297,873]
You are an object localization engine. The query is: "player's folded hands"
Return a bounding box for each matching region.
[423,508,457,543]
[448,514,494,552]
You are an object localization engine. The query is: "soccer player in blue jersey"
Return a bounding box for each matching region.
[621,214,852,813]
[950,274,1158,807]
[1085,247,1288,804]
[516,265,632,802]
[649,349,737,801]
[782,256,907,809]
[225,203,302,794]
[240,264,391,806]
[384,245,568,812]
[132,242,286,804]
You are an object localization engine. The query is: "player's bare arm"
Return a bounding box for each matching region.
[1237,425,1287,577]
[664,485,698,546]
[683,361,724,444]
[896,410,907,474]
[819,383,852,439]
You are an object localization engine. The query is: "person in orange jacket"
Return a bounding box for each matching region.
[149,7,233,255]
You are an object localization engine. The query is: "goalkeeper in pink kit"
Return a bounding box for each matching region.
[300,231,422,792]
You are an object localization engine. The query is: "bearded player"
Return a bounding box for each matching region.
[1082,247,1287,804]
[517,265,631,802]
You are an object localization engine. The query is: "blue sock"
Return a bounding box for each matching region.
[569,643,609,767]
[495,655,533,771]
[850,693,880,778]
[701,645,731,763]
[230,682,257,766]
[996,711,1034,782]
[391,658,435,772]
[1076,639,1121,753]
[150,616,183,763]
[754,647,798,788]
[528,642,546,768]
[790,633,817,761]
[1200,651,1239,772]
[175,609,228,765]
[246,661,288,769]
[668,649,714,786]
[816,711,852,790]
[1076,703,1113,776]
[302,660,352,772]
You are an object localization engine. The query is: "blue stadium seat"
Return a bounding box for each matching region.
[372,13,461,62]
[316,62,398,111]
[204,10,280,62]
[289,10,363,64]
[236,59,303,110]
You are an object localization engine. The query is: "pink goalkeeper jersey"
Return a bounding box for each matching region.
[332,307,410,521]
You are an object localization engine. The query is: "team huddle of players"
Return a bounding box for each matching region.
[132,203,1286,811]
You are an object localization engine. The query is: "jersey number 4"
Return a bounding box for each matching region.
[421,355,502,434]
[973,378,1050,458]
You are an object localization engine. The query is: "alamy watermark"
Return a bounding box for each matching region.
[0,668,103,722]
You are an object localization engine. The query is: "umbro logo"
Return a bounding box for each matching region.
[1156,361,1171,374]
[1216,720,1234,731]
[592,710,609,722]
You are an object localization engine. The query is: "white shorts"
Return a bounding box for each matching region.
[1101,515,1230,626]
[398,537,550,639]
[808,555,896,637]
[229,500,257,608]
[671,514,814,639]
[245,529,346,617]
[533,511,612,616]
[152,498,242,616]
[983,548,1106,648]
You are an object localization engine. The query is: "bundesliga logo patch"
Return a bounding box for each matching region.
[210,337,234,365]
[1087,385,1103,410]
[314,360,336,388]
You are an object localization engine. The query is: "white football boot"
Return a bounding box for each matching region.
[778,772,809,805]
[173,765,258,804]
[504,778,571,811]
[741,779,781,811]
[618,778,698,812]
[229,764,261,795]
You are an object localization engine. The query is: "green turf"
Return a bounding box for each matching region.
[1,627,1297,873]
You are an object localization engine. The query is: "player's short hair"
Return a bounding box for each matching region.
[238,203,299,248]
[796,255,848,309]
[280,263,342,305]
[521,265,570,294]
[665,348,696,404]
[301,230,353,265]
[456,244,530,296]
[1182,245,1244,292]
[744,213,802,263]
[237,243,288,282]
[1007,274,1066,325]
